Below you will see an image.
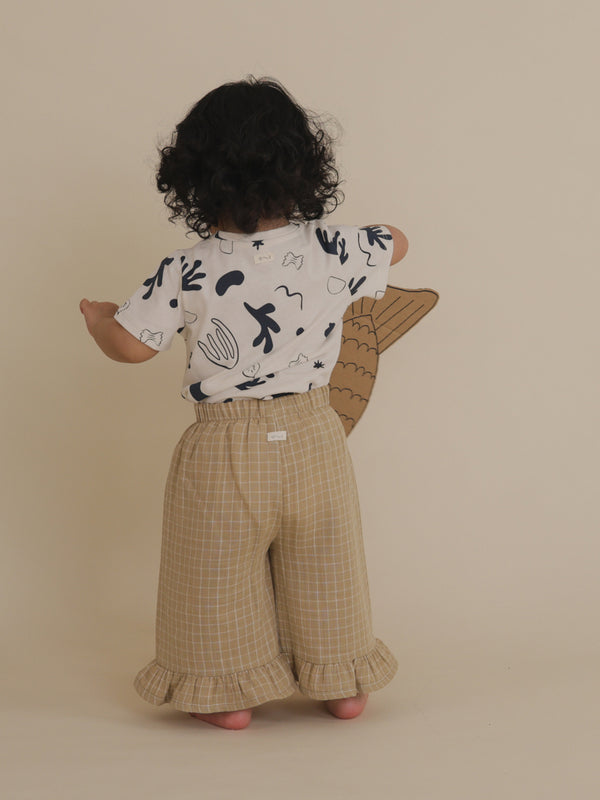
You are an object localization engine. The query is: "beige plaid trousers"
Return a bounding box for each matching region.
[134,385,398,713]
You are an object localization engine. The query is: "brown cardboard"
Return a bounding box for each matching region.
[329,285,440,435]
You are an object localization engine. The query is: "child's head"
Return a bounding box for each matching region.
[156,76,344,237]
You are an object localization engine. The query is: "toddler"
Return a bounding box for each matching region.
[80,76,408,730]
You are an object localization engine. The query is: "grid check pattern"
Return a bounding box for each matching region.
[134,386,398,713]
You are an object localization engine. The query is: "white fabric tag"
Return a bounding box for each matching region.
[254,251,274,264]
[267,430,287,441]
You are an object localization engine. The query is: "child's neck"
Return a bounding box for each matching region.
[216,216,289,234]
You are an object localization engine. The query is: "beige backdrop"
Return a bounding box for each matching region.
[2,1,599,798]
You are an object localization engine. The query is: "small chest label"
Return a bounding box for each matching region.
[267,430,287,441]
[254,251,274,264]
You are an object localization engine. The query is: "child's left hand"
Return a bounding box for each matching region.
[80,299,119,336]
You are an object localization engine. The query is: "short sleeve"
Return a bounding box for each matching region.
[316,224,394,302]
[350,225,394,300]
[113,253,185,352]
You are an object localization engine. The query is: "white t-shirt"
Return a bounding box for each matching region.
[114,220,394,403]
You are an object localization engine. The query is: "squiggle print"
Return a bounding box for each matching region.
[139,329,164,347]
[289,353,309,368]
[275,284,304,309]
[282,251,304,270]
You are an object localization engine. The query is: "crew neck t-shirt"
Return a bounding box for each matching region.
[114,220,394,403]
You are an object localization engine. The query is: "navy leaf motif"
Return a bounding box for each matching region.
[181,257,206,291]
[315,229,348,264]
[243,302,281,354]
[235,376,269,391]
[142,257,173,299]
[348,276,367,296]
[360,225,393,249]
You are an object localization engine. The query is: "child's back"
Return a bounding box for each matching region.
[80,76,408,730]
[114,218,403,404]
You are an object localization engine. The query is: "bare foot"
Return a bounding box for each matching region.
[324,693,369,719]
[188,709,253,730]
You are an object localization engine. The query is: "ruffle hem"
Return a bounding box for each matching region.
[285,637,399,700]
[133,638,398,713]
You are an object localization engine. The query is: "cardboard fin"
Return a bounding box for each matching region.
[329,285,440,435]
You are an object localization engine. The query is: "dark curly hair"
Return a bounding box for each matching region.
[156,76,344,238]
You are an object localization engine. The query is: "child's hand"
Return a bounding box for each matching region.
[79,298,158,363]
[80,299,120,336]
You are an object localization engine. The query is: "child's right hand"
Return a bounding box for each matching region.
[79,299,157,363]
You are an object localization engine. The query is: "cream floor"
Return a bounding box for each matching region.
[2,625,599,800]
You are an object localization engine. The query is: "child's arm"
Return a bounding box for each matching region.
[387,226,409,264]
[80,299,158,363]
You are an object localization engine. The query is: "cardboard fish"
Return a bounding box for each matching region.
[329,285,440,435]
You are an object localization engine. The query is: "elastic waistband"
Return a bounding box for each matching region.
[194,385,330,423]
